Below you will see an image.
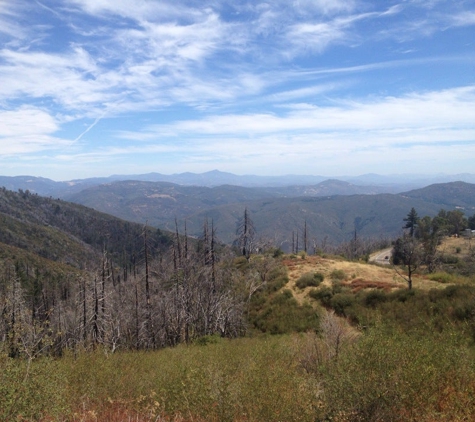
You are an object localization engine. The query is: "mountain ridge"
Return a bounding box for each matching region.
[3,171,475,198]
[63,180,475,250]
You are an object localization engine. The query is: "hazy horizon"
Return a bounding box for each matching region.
[2,169,475,184]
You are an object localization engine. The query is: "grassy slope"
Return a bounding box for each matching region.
[283,236,474,305]
[3,325,475,421]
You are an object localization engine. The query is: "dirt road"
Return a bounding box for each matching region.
[369,248,392,265]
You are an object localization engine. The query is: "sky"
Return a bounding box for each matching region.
[0,0,474,181]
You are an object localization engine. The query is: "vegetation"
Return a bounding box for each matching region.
[2,309,475,421]
[64,179,475,249]
[295,271,324,288]
[2,187,475,420]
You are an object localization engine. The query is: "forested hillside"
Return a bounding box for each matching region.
[0,188,284,355]
[64,180,475,250]
[0,187,172,268]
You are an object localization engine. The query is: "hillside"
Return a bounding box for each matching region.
[2,184,475,421]
[401,181,475,210]
[62,181,475,249]
[3,172,475,196]
[63,180,272,226]
[182,193,441,247]
[0,187,173,270]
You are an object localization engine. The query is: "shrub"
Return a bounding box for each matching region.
[0,354,69,420]
[272,248,284,258]
[194,334,222,346]
[427,271,470,284]
[363,290,388,308]
[427,272,454,283]
[332,281,344,294]
[266,266,289,292]
[309,287,333,305]
[320,326,475,421]
[250,289,319,334]
[296,272,324,289]
[388,288,416,303]
[330,293,356,316]
[440,254,459,264]
[330,269,346,281]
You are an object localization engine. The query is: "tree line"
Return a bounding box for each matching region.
[393,207,475,289]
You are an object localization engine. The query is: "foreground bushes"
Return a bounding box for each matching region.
[2,320,475,421]
[321,326,475,421]
[1,337,319,421]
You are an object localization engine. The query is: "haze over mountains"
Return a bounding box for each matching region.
[2,170,475,197]
[2,171,474,252]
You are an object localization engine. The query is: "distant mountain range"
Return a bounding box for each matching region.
[2,170,475,197]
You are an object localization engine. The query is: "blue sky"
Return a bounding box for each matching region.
[0,0,474,181]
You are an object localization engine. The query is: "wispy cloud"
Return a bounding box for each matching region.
[121,86,475,144]
[1,0,474,178]
[0,107,72,154]
[0,2,27,40]
[450,11,475,28]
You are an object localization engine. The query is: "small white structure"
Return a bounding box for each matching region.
[463,229,475,238]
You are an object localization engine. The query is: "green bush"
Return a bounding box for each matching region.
[331,281,344,294]
[295,272,324,289]
[330,269,346,281]
[65,337,320,421]
[427,272,454,283]
[266,266,289,292]
[309,287,333,305]
[194,334,222,346]
[0,354,69,420]
[363,290,388,308]
[250,290,319,334]
[427,271,470,284]
[320,326,475,421]
[330,293,356,316]
[272,248,284,258]
[440,254,459,264]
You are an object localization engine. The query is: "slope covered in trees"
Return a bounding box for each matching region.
[0,187,172,269]
[1,188,312,355]
[64,181,475,250]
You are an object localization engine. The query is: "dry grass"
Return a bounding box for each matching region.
[438,235,474,257]
[283,254,446,304]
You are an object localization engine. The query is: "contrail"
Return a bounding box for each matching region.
[74,99,125,142]
[35,1,62,18]
[74,110,108,142]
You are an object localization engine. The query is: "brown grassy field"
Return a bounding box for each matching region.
[439,234,474,257]
[281,240,470,304]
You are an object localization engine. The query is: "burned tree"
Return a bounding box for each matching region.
[235,208,256,261]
